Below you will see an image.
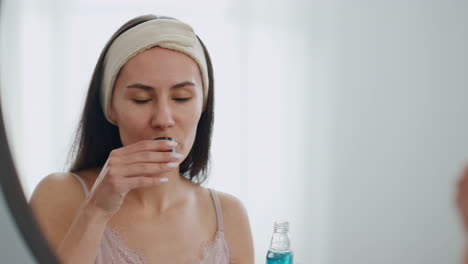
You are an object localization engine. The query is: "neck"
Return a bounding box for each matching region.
[124,169,192,214]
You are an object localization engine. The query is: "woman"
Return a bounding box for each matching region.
[457,165,468,264]
[29,15,254,264]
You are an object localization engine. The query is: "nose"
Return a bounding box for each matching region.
[151,100,175,129]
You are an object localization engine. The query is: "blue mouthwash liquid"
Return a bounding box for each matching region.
[266,221,294,264]
[266,250,293,264]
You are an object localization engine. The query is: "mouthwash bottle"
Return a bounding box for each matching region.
[266,221,294,264]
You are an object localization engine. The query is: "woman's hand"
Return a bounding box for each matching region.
[85,139,184,217]
[456,165,468,232]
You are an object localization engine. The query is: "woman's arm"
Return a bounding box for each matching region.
[456,165,468,264]
[29,173,111,264]
[218,192,255,264]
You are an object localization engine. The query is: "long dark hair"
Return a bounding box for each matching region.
[67,14,214,184]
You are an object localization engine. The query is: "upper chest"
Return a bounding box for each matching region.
[104,191,219,263]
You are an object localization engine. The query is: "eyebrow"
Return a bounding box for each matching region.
[126,81,196,91]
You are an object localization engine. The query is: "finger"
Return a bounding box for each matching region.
[457,165,468,186]
[463,164,468,177]
[114,162,180,178]
[456,191,463,207]
[118,151,184,165]
[114,139,178,156]
[124,176,169,190]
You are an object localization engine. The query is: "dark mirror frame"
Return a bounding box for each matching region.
[0,84,63,264]
[0,90,62,264]
[0,1,61,263]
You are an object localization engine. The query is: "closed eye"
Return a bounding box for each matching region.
[133,99,151,104]
[132,98,191,104]
[173,98,191,102]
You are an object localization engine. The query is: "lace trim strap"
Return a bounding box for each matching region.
[208,189,224,232]
[70,172,90,196]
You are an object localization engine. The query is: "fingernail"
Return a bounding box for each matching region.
[166,141,177,147]
[159,177,169,182]
[166,162,178,168]
[171,152,184,159]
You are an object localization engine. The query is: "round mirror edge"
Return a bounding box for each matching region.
[0,1,61,260]
[0,95,61,264]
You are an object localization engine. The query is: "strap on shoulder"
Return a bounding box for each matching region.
[70,172,90,196]
[208,188,224,232]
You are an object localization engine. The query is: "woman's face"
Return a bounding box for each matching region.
[109,47,204,157]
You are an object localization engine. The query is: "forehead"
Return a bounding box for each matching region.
[118,47,202,83]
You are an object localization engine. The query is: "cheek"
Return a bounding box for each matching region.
[179,96,203,131]
[117,103,144,125]
[180,111,203,151]
[114,103,149,144]
[186,112,201,134]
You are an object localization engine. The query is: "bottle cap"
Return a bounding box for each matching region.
[274,221,289,233]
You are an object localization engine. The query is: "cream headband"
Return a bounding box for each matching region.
[100,18,209,125]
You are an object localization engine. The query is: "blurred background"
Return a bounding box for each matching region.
[1,0,467,263]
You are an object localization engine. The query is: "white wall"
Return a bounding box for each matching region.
[225,1,334,263]
[330,1,468,263]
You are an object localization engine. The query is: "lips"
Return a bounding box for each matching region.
[153,136,174,141]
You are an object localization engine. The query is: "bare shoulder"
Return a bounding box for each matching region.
[215,191,249,219]
[29,172,88,249]
[215,190,254,264]
[29,172,88,211]
[29,172,88,212]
